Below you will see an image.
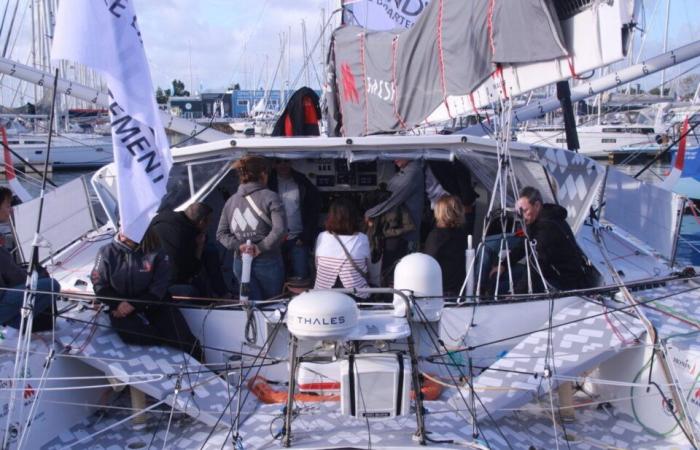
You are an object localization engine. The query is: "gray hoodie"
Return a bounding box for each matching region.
[216,181,287,259]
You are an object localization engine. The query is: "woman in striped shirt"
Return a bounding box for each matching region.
[314,198,371,298]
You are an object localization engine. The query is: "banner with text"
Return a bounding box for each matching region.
[51,0,171,242]
[343,0,430,30]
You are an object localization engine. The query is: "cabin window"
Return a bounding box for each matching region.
[553,0,593,21]
[601,138,617,143]
[158,160,225,212]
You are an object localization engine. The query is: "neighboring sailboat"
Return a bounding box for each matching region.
[664,116,700,199]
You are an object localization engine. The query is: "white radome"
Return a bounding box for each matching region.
[287,291,359,340]
[393,253,444,321]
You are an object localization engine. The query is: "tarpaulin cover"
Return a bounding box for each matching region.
[326,0,567,136]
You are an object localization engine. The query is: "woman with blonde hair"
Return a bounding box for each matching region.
[424,195,467,296]
[216,156,287,300]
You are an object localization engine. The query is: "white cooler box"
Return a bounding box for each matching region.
[341,353,411,419]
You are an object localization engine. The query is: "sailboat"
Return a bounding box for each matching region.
[1,1,700,449]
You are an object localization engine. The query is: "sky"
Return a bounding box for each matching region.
[134,0,339,93]
[2,0,700,105]
[135,0,700,94]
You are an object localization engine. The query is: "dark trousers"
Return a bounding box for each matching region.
[199,243,228,297]
[109,304,204,362]
[381,236,409,286]
[0,278,60,331]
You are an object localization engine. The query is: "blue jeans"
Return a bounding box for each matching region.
[0,278,60,329]
[233,255,284,301]
[281,239,310,280]
[476,233,525,282]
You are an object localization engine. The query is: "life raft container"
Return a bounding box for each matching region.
[248,374,443,404]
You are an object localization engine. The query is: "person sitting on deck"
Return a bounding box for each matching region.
[216,156,287,300]
[424,195,467,297]
[91,227,204,361]
[151,202,227,298]
[315,198,372,298]
[492,186,595,293]
[0,186,60,331]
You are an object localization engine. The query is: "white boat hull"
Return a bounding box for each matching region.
[6,133,113,169]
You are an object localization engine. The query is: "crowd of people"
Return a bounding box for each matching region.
[0,156,595,360]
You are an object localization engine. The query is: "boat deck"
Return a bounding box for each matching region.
[42,382,679,449]
[37,279,700,449]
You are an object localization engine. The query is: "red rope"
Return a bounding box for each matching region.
[493,64,508,100]
[689,202,700,226]
[603,306,635,345]
[567,56,578,79]
[487,0,496,56]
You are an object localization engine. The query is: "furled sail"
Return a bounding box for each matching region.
[326,0,639,137]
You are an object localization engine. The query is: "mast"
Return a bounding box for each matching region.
[31,0,37,106]
[660,0,671,96]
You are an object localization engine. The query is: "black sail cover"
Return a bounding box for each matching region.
[326,0,568,136]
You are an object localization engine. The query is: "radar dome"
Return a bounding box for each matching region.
[287,291,359,340]
[393,253,444,321]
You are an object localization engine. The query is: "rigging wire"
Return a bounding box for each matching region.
[436,281,700,357]
[198,307,288,450]
[411,301,512,450]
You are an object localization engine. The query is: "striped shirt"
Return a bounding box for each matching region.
[314,232,370,298]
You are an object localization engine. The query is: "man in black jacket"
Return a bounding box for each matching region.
[91,230,203,361]
[268,159,320,281]
[510,186,593,292]
[152,203,226,297]
[0,187,59,330]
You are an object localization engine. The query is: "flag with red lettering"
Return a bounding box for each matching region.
[51,0,171,242]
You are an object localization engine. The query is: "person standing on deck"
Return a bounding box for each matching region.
[268,159,320,282]
[216,156,287,300]
[151,202,227,298]
[0,187,60,331]
[365,159,424,284]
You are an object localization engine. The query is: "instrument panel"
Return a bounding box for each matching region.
[293,159,387,192]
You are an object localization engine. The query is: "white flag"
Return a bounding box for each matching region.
[343,0,429,30]
[51,0,171,242]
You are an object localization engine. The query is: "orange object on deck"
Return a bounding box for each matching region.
[248,373,443,404]
[248,376,340,404]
